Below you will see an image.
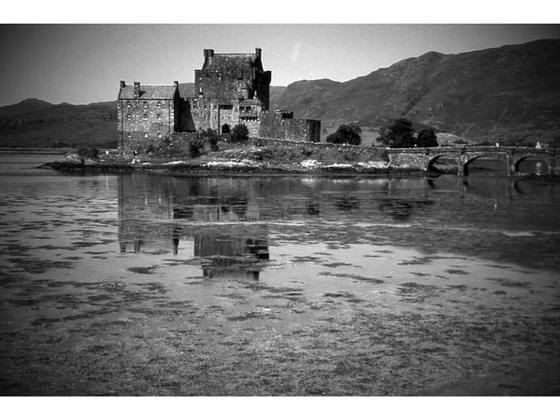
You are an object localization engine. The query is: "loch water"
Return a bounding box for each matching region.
[1,154,559,395]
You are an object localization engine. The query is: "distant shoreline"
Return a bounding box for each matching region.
[0,147,72,155]
[0,147,116,155]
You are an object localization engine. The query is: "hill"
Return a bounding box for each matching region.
[2,39,559,148]
[272,39,560,145]
[0,98,55,117]
[0,100,117,148]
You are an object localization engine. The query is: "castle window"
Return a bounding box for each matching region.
[143,113,148,119]
[157,101,161,108]
[126,101,131,107]
[156,114,161,121]
[126,113,131,120]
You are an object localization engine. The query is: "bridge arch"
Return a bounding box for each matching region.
[513,154,550,175]
[462,154,510,176]
[426,154,460,173]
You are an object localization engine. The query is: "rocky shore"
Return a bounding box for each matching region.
[40,143,427,176]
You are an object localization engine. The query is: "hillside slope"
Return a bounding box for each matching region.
[273,39,560,143]
[0,100,117,148]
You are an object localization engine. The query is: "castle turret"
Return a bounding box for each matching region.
[133,82,140,99]
[204,49,215,60]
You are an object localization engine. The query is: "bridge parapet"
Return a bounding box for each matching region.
[386,146,559,176]
[387,146,558,155]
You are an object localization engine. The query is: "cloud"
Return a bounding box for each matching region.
[290,41,302,62]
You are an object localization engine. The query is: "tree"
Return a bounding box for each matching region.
[416,128,438,147]
[326,124,362,145]
[377,118,415,148]
[231,124,249,142]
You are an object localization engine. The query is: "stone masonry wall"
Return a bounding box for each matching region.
[257,112,320,142]
[118,98,175,153]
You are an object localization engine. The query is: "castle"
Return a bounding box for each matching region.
[117,48,321,153]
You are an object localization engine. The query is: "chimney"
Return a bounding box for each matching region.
[133,82,140,99]
[255,48,262,58]
[174,81,179,88]
[204,49,215,59]
[120,80,126,88]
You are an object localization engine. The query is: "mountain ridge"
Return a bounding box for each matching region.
[273,38,560,143]
[1,38,559,147]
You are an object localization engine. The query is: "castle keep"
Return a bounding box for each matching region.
[117,48,321,153]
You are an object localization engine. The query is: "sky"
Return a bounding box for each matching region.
[0,24,559,106]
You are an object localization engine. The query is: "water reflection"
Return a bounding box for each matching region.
[378,198,434,221]
[117,173,560,276]
[118,175,270,279]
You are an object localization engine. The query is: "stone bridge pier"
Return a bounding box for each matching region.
[387,146,559,176]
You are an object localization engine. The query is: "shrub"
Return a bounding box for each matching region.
[198,128,220,152]
[231,124,249,142]
[76,146,99,160]
[326,124,362,145]
[477,140,493,146]
[188,139,205,158]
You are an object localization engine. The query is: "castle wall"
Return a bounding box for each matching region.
[256,112,321,142]
[118,98,176,153]
[187,97,241,133]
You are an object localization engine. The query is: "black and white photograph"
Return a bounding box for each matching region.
[1,1,560,412]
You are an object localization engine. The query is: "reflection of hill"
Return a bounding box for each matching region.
[117,173,527,261]
[378,198,434,221]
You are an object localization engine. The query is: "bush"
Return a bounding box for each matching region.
[477,140,493,146]
[188,139,205,158]
[198,128,220,151]
[231,124,249,142]
[326,124,362,145]
[76,146,99,160]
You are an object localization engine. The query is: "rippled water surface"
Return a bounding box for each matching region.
[1,154,559,395]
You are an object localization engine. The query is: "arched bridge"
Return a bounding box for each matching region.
[387,146,560,176]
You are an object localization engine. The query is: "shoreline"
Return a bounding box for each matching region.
[40,160,559,180]
[39,159,429,177]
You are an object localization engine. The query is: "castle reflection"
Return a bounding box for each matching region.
[118,174,271,280]
[117,173,534,279]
